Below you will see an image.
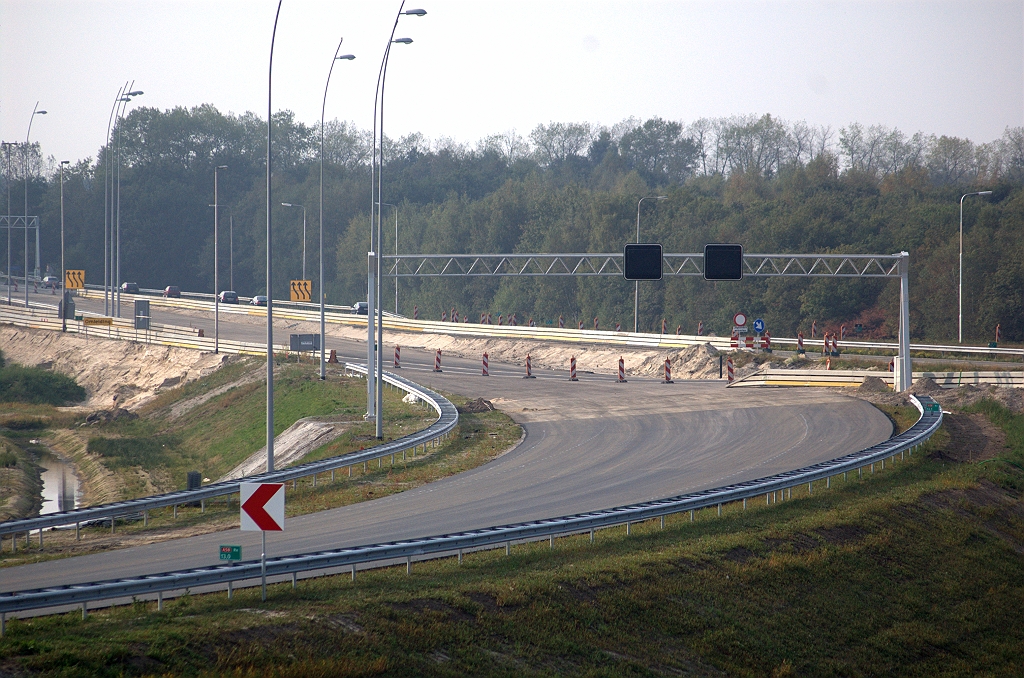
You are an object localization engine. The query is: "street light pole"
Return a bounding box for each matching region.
[321,40,356,380]
[3,141,14,306]
[959,190,993,343]
[103,83,127,316]
[377,202,398,313]
[60,160,69,331]
[281,203,306,281]
[229,212,234,291]
[266,0,283,475]
[114,86,143,318]
[24,103,46,309]
[370,4,425,436]
[214,165,228,354]
[633,195,666,333]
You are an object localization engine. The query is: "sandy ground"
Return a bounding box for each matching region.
[0,325,229,411]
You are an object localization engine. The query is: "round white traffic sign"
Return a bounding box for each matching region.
[733,312,747,327]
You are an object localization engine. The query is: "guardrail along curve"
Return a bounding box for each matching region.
[0,395,942,621]
[0,364,458,541]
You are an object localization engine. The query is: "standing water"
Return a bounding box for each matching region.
[36,445,82,515]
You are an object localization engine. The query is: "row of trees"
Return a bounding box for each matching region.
[1,105,1022,342]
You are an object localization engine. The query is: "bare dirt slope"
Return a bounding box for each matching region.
[0,325,228,410]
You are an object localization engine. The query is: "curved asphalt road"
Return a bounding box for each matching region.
[2,294,893,593]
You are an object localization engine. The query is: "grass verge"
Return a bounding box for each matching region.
[2,401,1023,676]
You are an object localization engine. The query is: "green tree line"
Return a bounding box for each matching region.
[2,106,1022,342]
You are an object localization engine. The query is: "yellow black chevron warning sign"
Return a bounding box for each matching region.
[289,279,312,302]
[65,269,85,289]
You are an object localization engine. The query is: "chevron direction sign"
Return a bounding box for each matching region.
[240,483,284,531]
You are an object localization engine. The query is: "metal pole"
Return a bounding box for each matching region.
[229,213,234,291]
[114,84,136,319]
[633,195,666,333]
[266,0,283,473]
[895,251,911,392]
[302,206,306,282]
[25,103,46,309]
[261,530,267,601]
[3,142,12,306]
[958,191,992,344]
[60,160,68,332]
[320,43,353,381]
[214,165,227,354]
[395,206,399,313]
[103,85,126,316]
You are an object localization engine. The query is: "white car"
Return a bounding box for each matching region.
[250,295,268,306]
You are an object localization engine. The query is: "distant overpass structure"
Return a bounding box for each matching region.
[384,251,913,392]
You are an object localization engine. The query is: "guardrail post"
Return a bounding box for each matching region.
[312,474,317,488]
[82,602,88,620]
[351,564,356,581]
[690,510,694,522]
[157,592,163,611]
[661,516,665,529]
[743,498,747,510]
[626,522,631,535]
[143,511,148,527]
[826,476,830,489]
[1,612,5,637]
[590,529,595,543]
[407,556,412,574]
[505,542,510,556]
[717,504,722,517]
[871,463,874,474]
[228,581,233,599]
[331,470,335,482]
[173,504,177,519]
[458,549,463,564]
[292,573,297,589]
[110,519,115,535]
[881,459,885,470]
[39,528,43,547]
[766,493,770,505]
[201,500,205,513]
[549,535,554,549]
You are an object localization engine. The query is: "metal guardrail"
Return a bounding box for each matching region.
[730,369,1024,389]
[0,363,458,541]
[0,396,942,621]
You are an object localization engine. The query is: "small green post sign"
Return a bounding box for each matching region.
[219,544,241,561]
[926,403,940,412]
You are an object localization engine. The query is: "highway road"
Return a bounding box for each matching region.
[2,291,894,594]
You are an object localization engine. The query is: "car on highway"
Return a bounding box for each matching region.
[353,301,368,315]
[41,275,61,289]
[250,295,267,306]
[163,285,181,298]
[218,290,239,304]
[120,282,140,294]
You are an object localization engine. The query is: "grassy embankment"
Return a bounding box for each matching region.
[0,357,522,566]
[1,399,1022,676]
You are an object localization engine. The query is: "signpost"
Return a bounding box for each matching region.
[289,279,312,302]
[219,545,241,561]
[240,482,284,601]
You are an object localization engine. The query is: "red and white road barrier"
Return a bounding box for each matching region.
[745,335,754,350]
[441,311,447,322]
[797,331,805,353]
[617,357,627,383]
[831,335,839,353]
[825,357,831,370]
[524,354,535,378]
[615,322,621,332]
[727,357,735,382]
[497,314,503,325]
[510,313,518,326]
[394,345,401,368]
[676,324,681,335]
[663,358,673,384]
[482,352,489,376]
[697,321,704,336]
[451,308,457,323]
[888,358,894,372]
[762,332,771,351]
[821,332,829,355]
[840,324,846,340]
[413,305,418,320]
[996,323,1001,343]
[558,315,564,328]
[811,320,817,338]
[529,318,536,327]
[662,319,667,334]
[433,349,442,372]
[594,317,599,330]
[569,355,578,381]
[731,331,739,348]
[578,320,584,330]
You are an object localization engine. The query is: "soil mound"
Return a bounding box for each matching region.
[858,376,890,393]
[910,377,943,394]
[459,398,494,413]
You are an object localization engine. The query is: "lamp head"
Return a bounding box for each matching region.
[127,91,144,96]
[337,54,356,60]
[281,202,293,207]
[60,160,70,165]
[217,165,228,169]
[35,110,48,115]
[979,191,993,196]
[403,8,427,15]
[393,37,413,44]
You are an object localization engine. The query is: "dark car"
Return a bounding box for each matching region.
[353,301,368,315]
[163,285,181,298]
[120,282,140,294]
[218,290,239,304]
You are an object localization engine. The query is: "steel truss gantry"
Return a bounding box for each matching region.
[0,215,41,278]
[382,252,913,391]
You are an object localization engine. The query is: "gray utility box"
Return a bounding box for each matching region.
[134,299,150,330]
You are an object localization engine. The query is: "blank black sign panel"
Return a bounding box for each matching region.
[624,243,663,280]
[704,243,743,280]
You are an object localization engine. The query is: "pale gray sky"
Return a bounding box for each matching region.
[2,0,1022,165]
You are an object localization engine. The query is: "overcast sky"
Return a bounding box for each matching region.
[2,0,1022,165]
